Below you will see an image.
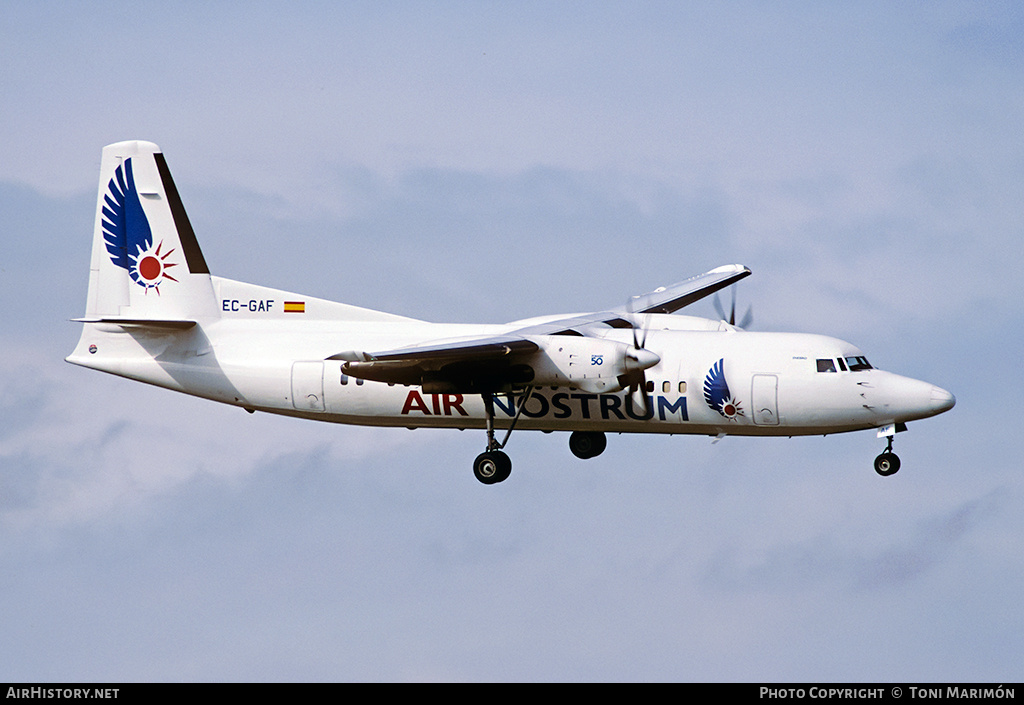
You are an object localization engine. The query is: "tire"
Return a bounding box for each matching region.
[474,451,511,484]
[494,451,512,482]
[874,452,901,477]
[569,431,607,460]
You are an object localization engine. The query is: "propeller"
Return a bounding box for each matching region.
[713,286,753,329]
[620,300,660,417]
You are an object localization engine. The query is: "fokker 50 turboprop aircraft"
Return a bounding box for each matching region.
[67,141,955,484]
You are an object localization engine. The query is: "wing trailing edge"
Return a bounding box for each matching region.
[330,336,540,392]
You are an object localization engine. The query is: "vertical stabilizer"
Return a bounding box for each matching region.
[84,140,217,322]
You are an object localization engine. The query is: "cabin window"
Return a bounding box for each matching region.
[662,381,671,393]
[845,356,873,371]
[678,381,687,393]
[646,380,654,393]
[816,359,837,373]
[340,374,349,385]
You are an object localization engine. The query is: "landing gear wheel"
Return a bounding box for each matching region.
[474,450,512,484]
[874,452,901,476]
[569,431,607,460]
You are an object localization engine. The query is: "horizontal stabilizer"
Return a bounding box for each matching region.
[73,317,196,330]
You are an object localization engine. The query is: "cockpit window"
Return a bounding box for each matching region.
[816,358,837,373]
[845,356,873,371]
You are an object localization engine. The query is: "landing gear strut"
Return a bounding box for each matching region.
[874,435,901,477]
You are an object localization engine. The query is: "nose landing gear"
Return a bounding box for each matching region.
[874,435,901,476]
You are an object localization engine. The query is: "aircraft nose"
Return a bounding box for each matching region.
[930,385,956,414]
[872,373,955,422]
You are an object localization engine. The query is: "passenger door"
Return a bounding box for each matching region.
[751,374,779,425]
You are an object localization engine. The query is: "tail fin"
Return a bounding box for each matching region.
[82,140,217,323]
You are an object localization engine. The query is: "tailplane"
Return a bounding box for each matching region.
[81,140,217,324]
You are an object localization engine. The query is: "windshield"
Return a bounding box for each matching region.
[844,356,873,371]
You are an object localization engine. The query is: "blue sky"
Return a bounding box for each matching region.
[1,1,1022,681]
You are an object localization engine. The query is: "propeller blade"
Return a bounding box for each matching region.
[713,287,753,329]
[626,296,651,350]
[737,305,753,330]
[623,294,657,416]
[630,378,650,417]
[713,293,727,323]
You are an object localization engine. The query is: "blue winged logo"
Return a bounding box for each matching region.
[101,158,177,293]
[703,358,744,420]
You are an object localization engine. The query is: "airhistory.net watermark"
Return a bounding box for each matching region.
[6,689,118,700]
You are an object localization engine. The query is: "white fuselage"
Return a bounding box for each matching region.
[67,281,954,439]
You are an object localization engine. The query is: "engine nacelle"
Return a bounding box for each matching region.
[524,335,659,393]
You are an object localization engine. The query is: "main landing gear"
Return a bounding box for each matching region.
[472,390,610,484]
[473,390,529,485]
[473,449,512,485]
[569,431,607,460]
[874,435,901,477]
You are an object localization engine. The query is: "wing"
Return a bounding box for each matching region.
[509,264,751,336]
[330,264,750,393]
[331,335,540,393]
[621,264,750,316]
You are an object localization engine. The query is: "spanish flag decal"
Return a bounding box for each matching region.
[284,301,306,313]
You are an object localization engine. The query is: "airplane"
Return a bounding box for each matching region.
[66,140,956,484]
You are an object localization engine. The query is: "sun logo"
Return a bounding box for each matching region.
[703,358,744,420]
[129,239,178,294]
[101,157,178,294]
